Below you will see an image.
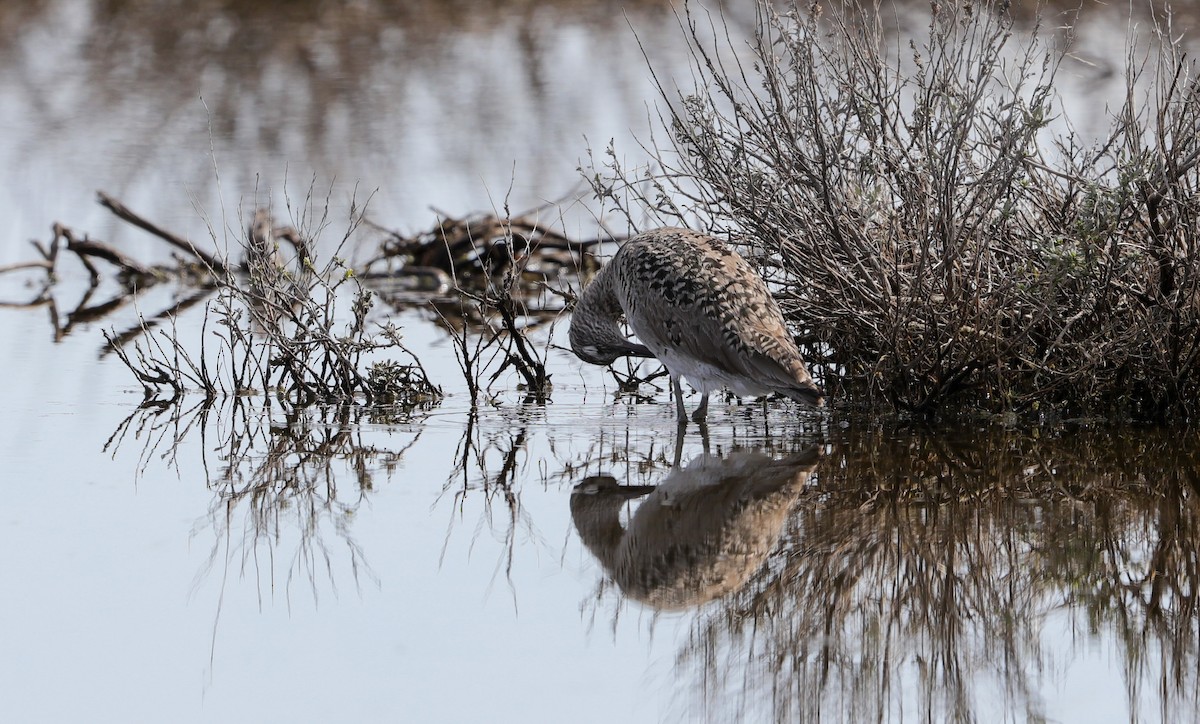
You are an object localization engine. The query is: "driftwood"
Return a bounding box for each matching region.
[0,259,53,275]
[5,190,615,302]
[4,190,611,395]
[54,223,157,281]
[1,196,222,289]
[359,210,615,282]
[97,191,227,272]
[0,194,232,346]
[0,221,163,287]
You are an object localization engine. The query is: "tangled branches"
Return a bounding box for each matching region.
[590,1,1200,420]
[107,196,441,408]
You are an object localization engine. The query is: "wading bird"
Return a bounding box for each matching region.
[569,227,824,423]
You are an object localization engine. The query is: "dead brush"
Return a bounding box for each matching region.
[108,190,441,409]
[433,212,559,407]
[587,1,1200,420]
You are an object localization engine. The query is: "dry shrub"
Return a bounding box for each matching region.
[110,189,441,408]
[588,1,1200,420]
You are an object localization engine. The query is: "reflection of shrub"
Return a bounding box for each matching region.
[107,398,423,607]
[670,422,1200,723]
[589,2,1200,420]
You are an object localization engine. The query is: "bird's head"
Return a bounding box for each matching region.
[569,261,655,366]
[571,339,624,366]
[569,314,654,366]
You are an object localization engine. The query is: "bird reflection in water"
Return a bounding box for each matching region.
[570,447,819,610]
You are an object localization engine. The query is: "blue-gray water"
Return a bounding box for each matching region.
[1,2,1195,722]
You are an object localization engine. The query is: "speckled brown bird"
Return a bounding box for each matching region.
[569,227,824,423]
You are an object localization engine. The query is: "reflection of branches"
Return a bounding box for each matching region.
[663,424,1200,723]
[439,409,543,592]
[104,395,213,478]
[106,398,425,612]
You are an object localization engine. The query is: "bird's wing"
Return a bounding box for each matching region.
[619,242,814,392]
[697,290,816,391]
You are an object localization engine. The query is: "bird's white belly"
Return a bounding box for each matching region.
[654,347,771,399]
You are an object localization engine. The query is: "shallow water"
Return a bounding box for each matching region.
[7,358,1200,722]
[3,1,1200,722]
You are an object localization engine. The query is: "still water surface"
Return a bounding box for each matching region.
[1,2,1198,722]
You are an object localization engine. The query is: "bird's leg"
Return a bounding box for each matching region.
[671,376,688,425]
[690,392,710,424]
[672,425,685,468]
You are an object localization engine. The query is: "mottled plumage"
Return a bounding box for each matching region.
[570,227,824,423]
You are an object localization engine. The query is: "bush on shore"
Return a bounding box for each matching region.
[588,1,1200,421]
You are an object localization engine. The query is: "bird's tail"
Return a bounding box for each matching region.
[781,381,825,408]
